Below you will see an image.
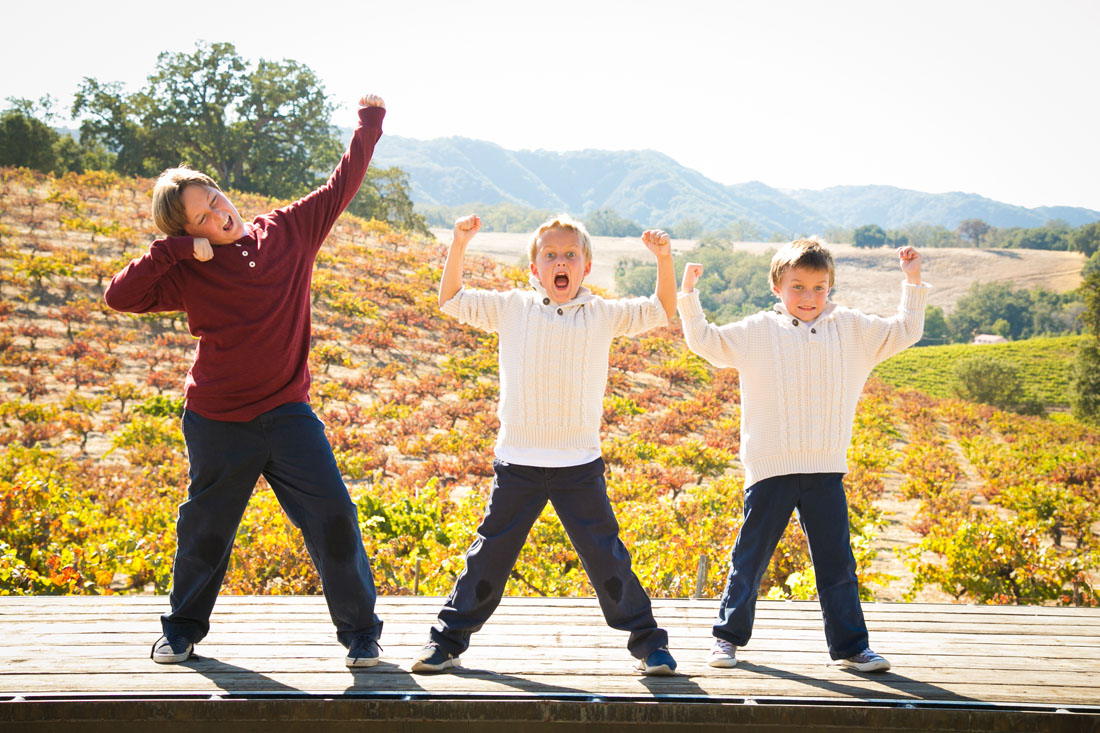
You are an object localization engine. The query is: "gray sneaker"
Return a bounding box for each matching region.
[840,648,891,672]
[151,635,193,664]
[410,642,460,673]
[707,638,738,668]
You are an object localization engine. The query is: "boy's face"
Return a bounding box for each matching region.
[530,227,591,304]
[772,265,831,323]
[180,185,245,245]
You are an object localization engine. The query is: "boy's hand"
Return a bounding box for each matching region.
[359,94,386,109]
[641,229,672,258]
[193,237,213,262]
[682,262,704,293]
[453,214,481,249]
[898,246,922,284]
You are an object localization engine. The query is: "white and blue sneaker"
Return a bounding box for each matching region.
[637,647,678,675]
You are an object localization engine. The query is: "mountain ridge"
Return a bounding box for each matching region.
[366,134,1100,234]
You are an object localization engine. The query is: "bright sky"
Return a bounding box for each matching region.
[4,0,1098,211]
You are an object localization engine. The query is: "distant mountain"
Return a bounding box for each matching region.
[367,135,1100,234]
[786,186,1100,231]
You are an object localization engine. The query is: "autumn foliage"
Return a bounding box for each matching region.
[0,165,1097,605]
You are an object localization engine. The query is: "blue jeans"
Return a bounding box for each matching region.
[713,472,868,659]
[431,458,668,659]
[162,403,382,647]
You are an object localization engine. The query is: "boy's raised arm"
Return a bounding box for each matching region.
[438,214,481,307]
[284,94,386,253]
[677,262,750,370]
[642,229,676,320]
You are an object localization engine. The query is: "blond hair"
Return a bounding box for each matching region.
[151,166,221,236]
[528,214,593,263]
[769,237,835,289]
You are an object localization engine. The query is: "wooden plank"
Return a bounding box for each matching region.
[3,672,1098,706]
[1,596,1098,710]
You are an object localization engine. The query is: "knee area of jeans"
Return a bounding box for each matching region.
[176,530,232,566]
[321,514,366,562]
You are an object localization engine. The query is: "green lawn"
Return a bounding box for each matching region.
[872,335,1088,407]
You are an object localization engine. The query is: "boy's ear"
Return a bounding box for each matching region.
[529,262,539,277]
[770,281,781,296]
[584,260,592,276]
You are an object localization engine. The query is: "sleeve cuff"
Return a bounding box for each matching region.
[358,105,386,131]
[156,237,196,263]
[677,290,705,319]
[440,287,463,318]
[900,281,931,311]
[648,293,669,326]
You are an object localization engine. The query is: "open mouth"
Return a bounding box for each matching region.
[553,273,570,291]
[223,215,233,232]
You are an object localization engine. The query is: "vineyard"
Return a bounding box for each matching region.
[872,334,1086,406]
[0,166,1097,606]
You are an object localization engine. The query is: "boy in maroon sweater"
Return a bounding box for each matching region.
[105,94,387,668]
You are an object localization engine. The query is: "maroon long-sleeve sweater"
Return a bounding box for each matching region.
[104,106,385,422]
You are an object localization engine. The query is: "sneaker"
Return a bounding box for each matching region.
[636,647,677,676]
[151,635,193,664]
[345,636,382,668]
[840,647,891,672]
[410,642,460,673]
[707,638,738,668]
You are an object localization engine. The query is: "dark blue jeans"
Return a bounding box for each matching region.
[431,458,668,659]
[162,403,382,647]
[713,472,868,660]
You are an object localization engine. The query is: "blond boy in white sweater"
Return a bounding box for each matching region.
[678,239,927,673]
[412,214,678,675]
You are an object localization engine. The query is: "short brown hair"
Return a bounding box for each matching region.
[528,215,593,263]
[151,166,221,236]
[769,237,835,289]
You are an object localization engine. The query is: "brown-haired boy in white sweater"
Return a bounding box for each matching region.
[412,214,678,675]
[679,239,927,673]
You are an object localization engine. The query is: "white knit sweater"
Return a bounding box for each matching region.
[442,278,668,463]
[678,282,930,487]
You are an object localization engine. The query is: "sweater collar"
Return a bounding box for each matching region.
[529,275,597,308]
[772,300,837,325]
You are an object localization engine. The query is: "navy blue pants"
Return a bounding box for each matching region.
[162,403,382,647]
[431,458,668,659]
[713,472,868,660]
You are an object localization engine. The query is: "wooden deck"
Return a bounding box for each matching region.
[2,596,1099,731]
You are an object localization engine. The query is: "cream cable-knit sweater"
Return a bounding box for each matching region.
[678,282,930,487]
[442,277,668,460]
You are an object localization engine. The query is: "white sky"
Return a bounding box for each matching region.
[3,0,1098,210]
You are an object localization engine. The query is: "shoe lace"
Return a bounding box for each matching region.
[355,636,383,652]
[712,638,736,655]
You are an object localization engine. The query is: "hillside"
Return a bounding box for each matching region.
[1,166,1097,606]
[873,335,1088,407]
[368,135,1100,234]
[439,228,1085,315]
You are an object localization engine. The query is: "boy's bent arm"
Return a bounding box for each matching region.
[103,237,192,313]
[859,245,930,364]
[439,215,480,307]
[642,229,676,320]
[438,214,510,332]
[858,281,931,364]
[677,289,750,370]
